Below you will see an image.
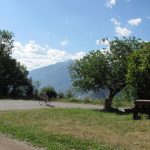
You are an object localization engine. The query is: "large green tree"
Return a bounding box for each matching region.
[0,30,33,98]
[69,37,142,111]
[127,42,150,99]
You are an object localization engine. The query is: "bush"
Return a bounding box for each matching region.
[39,86,57,99]
[83,97,92,104]
[70,98,80,103]
[65,89,74,99]
[57,92,64,99]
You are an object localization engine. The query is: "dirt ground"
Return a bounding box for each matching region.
[0,134,44,150]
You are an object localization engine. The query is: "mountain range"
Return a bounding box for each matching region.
[29,60,73,92]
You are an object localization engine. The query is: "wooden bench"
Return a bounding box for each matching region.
[133,100,150,119]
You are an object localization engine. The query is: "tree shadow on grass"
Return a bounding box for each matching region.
[93,106,134,115]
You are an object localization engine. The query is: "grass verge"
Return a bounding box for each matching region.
[0,123,111,150]
[56,98,134,108]
[0,108,150,150]
[0,109,116,150]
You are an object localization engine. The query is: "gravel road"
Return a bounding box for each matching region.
[0,100,103,111]
[0,99,103,150]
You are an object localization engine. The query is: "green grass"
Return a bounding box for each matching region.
[112,98,134,108]
[57,98,134,108]
[0,108,150,150]
[0,109,117,150]
[59,98,104,105]
[0,123,110,150]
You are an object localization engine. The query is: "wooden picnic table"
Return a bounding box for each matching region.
[133,100,150,119]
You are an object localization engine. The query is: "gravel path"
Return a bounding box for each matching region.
[0,99,103,150]
[0,100,103,111]
[0,134,44,150]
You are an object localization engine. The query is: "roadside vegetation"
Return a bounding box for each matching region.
[55,97,134,108]
[37,82,135,108]
[0,108,150,150]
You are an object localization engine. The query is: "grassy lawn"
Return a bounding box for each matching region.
[0,108,150,150]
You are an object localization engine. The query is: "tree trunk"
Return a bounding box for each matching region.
[104,90,115,111]
[104,97,113,111]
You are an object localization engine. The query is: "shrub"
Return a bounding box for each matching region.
[65,89,74,99]
[57,92,64,99]
[39,86,57,99]
[83,97,92,104]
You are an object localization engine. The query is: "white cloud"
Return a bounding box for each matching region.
[96,39,110,46]
[128,18,142,26]
[110,18,131,37]
[71,51,86,60]
[110,18,121,26]
[12,41,86,71]
[115,26,132,36]
[96,40,101,45]
[106,0,117,8]
[60,39,69,47]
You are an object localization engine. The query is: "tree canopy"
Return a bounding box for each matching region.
[0,30,34,98]
[69,37,142,111]
[127,42,150,99]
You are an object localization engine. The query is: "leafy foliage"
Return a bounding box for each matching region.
[69,37,142,110]
[39,85,57,99]
[57,92,65,99]
[0,30,34,98]
[127,42,150,99]
[70,50,108,92]
[65,88,75,99]
[0,30,14,56]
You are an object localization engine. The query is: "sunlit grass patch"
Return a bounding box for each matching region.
[0,108,150,149]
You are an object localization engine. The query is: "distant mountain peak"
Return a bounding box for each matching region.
[29,60,73,92]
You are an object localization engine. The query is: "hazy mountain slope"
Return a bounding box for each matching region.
[29,60,72,92]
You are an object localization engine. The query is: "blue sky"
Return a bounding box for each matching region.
[0,0,150,70]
